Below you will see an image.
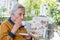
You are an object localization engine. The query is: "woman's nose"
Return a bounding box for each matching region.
[21,15,24,20]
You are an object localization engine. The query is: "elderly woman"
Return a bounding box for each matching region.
[0,3,39,40]
[0,4,38,40]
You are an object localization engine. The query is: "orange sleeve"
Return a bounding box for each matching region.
[0,23,13,40]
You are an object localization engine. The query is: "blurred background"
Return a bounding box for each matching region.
[0,0,60,40]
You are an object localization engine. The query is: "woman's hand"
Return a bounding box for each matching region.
[11,18,22,34]
[30,34,39,40]
[25,33,31,40]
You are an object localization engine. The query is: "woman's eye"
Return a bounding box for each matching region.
[19,13,22,16]
[19,13,24,16]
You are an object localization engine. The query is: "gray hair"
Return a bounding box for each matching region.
[11,4,25,14]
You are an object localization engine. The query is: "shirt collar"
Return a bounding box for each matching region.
[8,17,24,28]
[8,17,15,25]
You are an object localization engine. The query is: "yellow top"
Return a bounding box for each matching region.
[0,20,27,40]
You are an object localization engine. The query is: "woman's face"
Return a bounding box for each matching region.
[13,8,25,21]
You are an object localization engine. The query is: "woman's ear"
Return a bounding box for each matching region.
[10,13,16,21]
[10,13,15,17]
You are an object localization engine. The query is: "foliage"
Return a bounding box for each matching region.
[0,6,8,21]
[24,0,42,21]
[24,0,57,21]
